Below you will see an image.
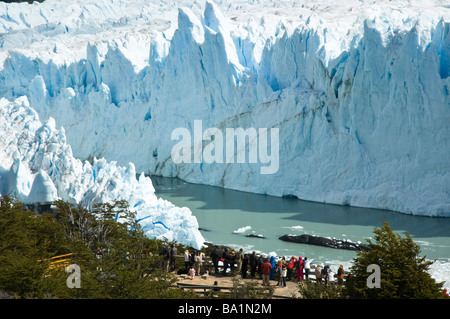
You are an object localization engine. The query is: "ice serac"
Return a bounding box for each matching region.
[0,0,449,217]
[26,170,59,204]
[0,97,205,249]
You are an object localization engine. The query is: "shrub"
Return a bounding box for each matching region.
[344,222,447,299]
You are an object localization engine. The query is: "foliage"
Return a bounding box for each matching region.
[229,277,273,299]
[0,195,58,298]
[0,195,199,299]
[297,280,343,299]
[344,222,448,299]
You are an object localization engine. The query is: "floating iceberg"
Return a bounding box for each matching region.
[233,226,252,234]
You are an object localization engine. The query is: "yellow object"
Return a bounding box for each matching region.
[39,253,75,277]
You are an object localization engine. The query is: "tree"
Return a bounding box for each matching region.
[0,195,68,298]
[345,222,447,299]
[0,196,199,299]
[52,199,196,298]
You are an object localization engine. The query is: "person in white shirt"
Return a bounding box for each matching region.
[304,257,311,279]
[184,250,190,274]
[328,269,335,283]
[281,265,287,287]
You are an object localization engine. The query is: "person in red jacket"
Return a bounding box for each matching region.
[297,256,304,280]
[287,256,297,280]
[261,258,272,286]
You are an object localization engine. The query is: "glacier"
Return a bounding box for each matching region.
[0,96,205,249]
[0,0,449,243]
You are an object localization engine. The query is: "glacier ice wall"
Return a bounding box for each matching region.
[0,0,449,216]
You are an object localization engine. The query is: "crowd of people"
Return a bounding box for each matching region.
[230,252,346,288]
[160,245,207,280]
[161,245,346,287]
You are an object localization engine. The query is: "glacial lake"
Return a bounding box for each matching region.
[152,176,450,287]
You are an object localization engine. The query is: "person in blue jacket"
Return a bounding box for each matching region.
[269,255,276,280]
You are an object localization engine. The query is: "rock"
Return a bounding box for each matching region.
[279,234,369,251]
[246,234,265,239]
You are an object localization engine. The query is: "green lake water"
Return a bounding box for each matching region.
[152,175,450,288]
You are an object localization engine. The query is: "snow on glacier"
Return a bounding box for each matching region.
[0,0,449,221]
[0,96,205,249]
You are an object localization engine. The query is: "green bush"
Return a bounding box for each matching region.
[344,222,448,299]
[297,280,342,299]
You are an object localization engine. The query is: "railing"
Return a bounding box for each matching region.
[173,281,279,298]
[48,253,74,270]
[38,253,75,276]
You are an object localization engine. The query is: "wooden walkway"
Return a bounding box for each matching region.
[169,254,347,299]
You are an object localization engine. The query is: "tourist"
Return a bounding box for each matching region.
[236,248,244,272]
[275,261,282,286]
[287,256,296,280]
[281,265,287,288]
[241,254,249,278]
[323,265,330,286]
[337,265,345,287]
[210,246,221,274]
[222,248,230,275]
[184,249,190,273]
[261,258,272,286]
[188,266,196,280]
[95,247,103,259]
[161,246,170,272]
[169,244,177,272]
[194,250,204,276]
[269,256,276,280]
[249,251,257,278]
[328,267,335,286]
[190,250,196,268]
[315,263,323,282]
[257,254,264,279]
[212,281,220,292]
[297,256,304,280]
[304,257,311,279]
[229,249,236,272]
